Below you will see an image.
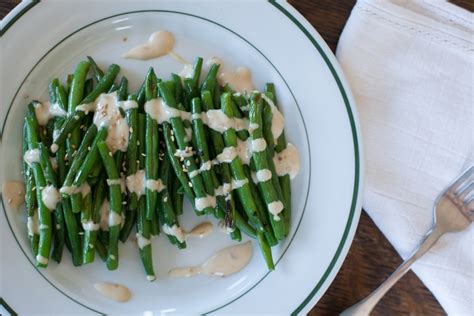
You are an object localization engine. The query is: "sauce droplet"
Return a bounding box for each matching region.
[94,282,131,302]
[2,181,25,211]
[187,221,213,238]
[122,31,175,60]
[168,241,253,278]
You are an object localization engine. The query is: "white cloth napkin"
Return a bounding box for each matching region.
[336,0,473,314]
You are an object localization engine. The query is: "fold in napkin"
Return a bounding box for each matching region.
[336,0,473,314]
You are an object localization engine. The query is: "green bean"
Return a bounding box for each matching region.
[108,83,118,93]
[136,112,155,280]
[191,57,203,90]
[97,141,122,270]
[137,196,155,281]
[191,98,216,199]
[25,117,52,268]
[62,125,97,193]
[220,93,264,231]
[163,123,195,200]
[159,153,186,248]
[144,68,159,221]
[201,90,235,226]
[249,94,285,240]
[171,73,184,106]
[87,56,105,82]
[84,78,94,97]
[67,62,90,166]
[52,64,120,149]
[230,226,242,241]
[23,121,39,256]
[265,84,292,236]
[68,61,90,113]
[38,143,66,262]
[234,210,257,239]
[245,167,278,246]
[257,231,274,270]
[158,82,213,214]
[53,117,82,265]
[95,238,108,262]
[117,77,128,101]
[200,63,219,95]
[83,175,106,264]
[72,127,107,187]
[56,84,68,111]
[66,74,74,95]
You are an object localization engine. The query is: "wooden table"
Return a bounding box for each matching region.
[4,1,471,314]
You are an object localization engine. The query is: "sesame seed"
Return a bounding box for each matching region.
[87,146,91,151]
[108,152,112,157]
[122,201,127,205]
[188,181,193,187]
[141,153,146,157]
[163,196,168,202]
[130,127,134,133]
[137,141,140,146]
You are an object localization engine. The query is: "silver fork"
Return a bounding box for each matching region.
[341,166,474,316]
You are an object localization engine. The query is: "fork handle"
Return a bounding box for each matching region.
[340,225,444,316]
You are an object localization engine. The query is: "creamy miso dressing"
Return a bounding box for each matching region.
[36,254,49,265]
[145,98,249,135]
[2,181,25,210]
[216,138,251,165]
[126,170,146,196]
[108,210,122,227]
[188,160,212,178]
[23,149,41,167]
[207,57,254,93]
[99,200,110,231]
[136,232,151,249]
[33,101,66,126]
[162,221,213,243]
[168,241,252,278]
[27,211,39,236]
[82,220,100,232]
[273,143,300,179]
[255,169,272,183]
[261,94,285,142]
[76,92,129,153]
[179,63,194,78]
[144,98,191,124]
[106,177,126,193]
[145,179,166,192]
[122,31,175,60]
[195,195,217,212]
[218,220,235,234]
[41,185,61,210]
[94,282,131,302]
[60,182,91,197]
[267,201,284,220]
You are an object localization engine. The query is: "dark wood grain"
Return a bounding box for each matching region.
[3,0,471,315]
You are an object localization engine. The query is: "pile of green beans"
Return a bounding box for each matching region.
[22,56,293,277]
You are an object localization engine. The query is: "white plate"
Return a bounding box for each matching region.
[0,1,363,315]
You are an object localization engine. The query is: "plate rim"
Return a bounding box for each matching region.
[0,1,364,315]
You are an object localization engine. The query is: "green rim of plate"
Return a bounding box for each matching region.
[0,297,18,316]
[0,2,361,315]
[0,0,39,36]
